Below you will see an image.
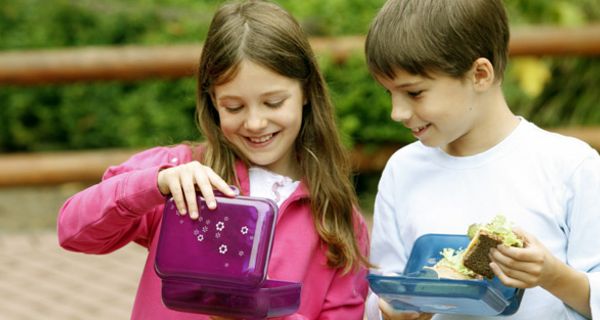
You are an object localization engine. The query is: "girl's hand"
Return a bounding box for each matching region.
[379,299,433,320]
[157,161,236,218]
[489,228,560,289]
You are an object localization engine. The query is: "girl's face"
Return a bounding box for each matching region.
[213,60,304,179]
[376,68,483,156]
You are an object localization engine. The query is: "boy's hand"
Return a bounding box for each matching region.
[489,228,560,289]
[379,299,433,320]
[157,161,236,218]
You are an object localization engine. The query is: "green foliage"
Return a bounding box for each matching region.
[1,0,599,153]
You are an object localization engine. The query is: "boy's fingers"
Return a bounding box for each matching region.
[378,298,419,320]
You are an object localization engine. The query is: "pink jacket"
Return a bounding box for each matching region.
[57,145,370,320]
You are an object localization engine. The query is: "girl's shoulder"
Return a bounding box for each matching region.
[127,144,194,167]
[102,144,195,180]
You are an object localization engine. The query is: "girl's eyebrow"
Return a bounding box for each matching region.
[260,89,289,97]
[217,90,290,101]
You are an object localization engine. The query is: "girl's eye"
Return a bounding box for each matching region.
[408,90,423,98]
[265,99,285,108]
[223,105,243,113]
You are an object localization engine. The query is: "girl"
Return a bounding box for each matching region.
[57,1,371,319]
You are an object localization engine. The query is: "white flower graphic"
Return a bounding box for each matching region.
[216,221,225,231]
[197,234,204,242]
[202,226,208,233]
[238,250,245,256]
[193,229,200,236]
[219,244,228,254]
[215,232,221,238]
[241,226,249,235]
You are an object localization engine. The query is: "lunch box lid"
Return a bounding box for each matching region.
[155,193,278,288]
[160,278,301,319]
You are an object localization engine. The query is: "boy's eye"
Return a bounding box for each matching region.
[407,90,423,98]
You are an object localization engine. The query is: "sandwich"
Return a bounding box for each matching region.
[427,215,523,280]
[425,248,482,280]
[462,215,523,279]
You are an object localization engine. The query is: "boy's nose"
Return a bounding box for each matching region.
[390,100,412,123]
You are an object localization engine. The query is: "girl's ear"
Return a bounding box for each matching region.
[471,58,495,91]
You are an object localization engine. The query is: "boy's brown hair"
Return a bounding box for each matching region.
[365,0,509,81]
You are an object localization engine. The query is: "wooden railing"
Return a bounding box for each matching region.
[1,24,600,186]
[2,25,600,85]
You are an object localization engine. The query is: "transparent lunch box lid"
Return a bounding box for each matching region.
[161,278,301,319]
[155,191,278,287]
[368,234,524,316]
[154,191,302,318]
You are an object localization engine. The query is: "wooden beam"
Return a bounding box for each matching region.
[1,127,599,187]
[0,149,139,187]
[509,24,600,56]
[1,25,600,85]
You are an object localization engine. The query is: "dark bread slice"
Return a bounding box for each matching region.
[462,230,502,279]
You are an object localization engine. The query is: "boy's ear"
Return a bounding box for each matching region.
[471,58,495,91]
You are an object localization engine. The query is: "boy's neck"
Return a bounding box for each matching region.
[444,87,519,157]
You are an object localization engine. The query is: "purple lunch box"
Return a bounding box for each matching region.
[155,191,301,319]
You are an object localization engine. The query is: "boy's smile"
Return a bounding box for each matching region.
[376,68,487,156]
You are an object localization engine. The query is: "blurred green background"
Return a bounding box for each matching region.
[1,0,599,153]
[1,0,599,215]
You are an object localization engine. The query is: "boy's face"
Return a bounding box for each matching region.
[376,68,484,156]
[213,60,304,179]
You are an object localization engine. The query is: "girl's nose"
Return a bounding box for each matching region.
[244,107,268,131]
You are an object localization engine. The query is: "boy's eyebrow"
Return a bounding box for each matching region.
[394,80,424,89]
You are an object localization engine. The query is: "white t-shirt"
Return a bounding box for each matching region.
[369,118,600,320]
[248,166,300,207]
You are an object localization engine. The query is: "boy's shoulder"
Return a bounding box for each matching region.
[522,121,598,161]
[383,141,431,171]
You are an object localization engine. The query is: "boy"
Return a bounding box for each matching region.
[364,0,600,319]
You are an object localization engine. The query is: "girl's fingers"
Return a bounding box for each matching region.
[193,168,217,210]
[168,179,186,215]
[180,173,199,219]
[205,167,236,197]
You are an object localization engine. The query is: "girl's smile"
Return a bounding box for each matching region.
[213,60,304,178]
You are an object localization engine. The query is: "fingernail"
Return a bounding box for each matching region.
[190,211,198,219]
[208,201,216,209]
[179,208,187,215]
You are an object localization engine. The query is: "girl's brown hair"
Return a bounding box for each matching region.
[196,0,369,272]
[365,0,509,81]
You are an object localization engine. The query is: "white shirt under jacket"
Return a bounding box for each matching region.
[368,118,600,320]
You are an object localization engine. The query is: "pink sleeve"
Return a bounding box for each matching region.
[318,212,371,320]
[57,147,176,254]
